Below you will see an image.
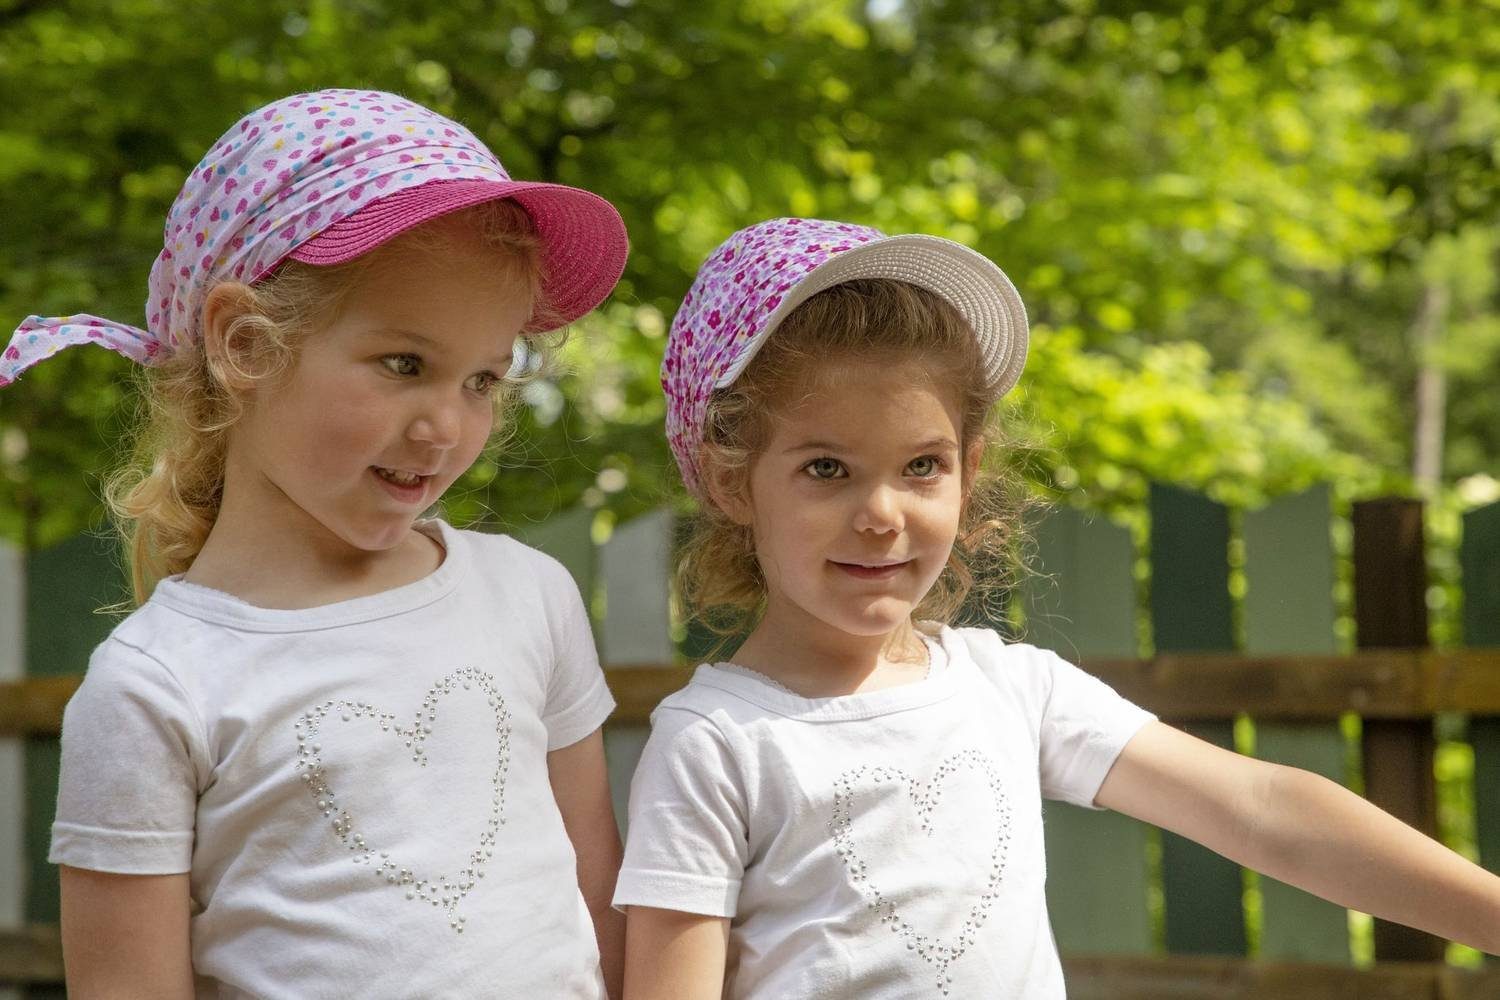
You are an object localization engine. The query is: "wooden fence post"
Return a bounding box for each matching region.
[1351,498,1445,961]
[1461,500,1500,889]
[1149,483,1247,955]
[0,540,22,1000]
[1026,505,1154,955]
[1243,486,1350,962]
[598,509,676,834]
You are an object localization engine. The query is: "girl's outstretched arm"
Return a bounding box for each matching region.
[58,866,193,999]
[623,906,729,1000]
[549,727,626,1000]
[1095,721,1500,955]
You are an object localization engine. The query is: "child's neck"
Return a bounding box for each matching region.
[182,485,443,610]
[728,605,930,698]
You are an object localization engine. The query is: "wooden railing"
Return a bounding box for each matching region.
[2,651,1498,739]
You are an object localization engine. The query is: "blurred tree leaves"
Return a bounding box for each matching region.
[2,0,1497,548]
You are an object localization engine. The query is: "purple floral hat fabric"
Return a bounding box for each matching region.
[2,88,626,387]
[662,217,1029,495]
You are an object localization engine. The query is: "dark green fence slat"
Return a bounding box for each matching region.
[25,532,129,927]
[1149,483,1234,655]
[1243,487,1350,962]
[1462,501,1500,879]
[1149,483,1246,955]
[1027,506,1153,954]
[510,505,596,607]
[1024,506,1137,660]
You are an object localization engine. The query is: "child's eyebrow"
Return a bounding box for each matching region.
[369,327,513,369]
[782,437,959,454]
[783,439,849,454]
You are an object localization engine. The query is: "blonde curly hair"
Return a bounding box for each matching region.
[105,199,553,605]
[677,278,1032,644]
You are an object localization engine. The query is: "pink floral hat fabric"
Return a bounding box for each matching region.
[2,88,628,387]
[662,217,1029,495]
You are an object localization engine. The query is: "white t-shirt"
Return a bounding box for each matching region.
[613,625,1155,1000]
[50,520,616,1000]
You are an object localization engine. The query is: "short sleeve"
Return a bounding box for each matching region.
[49,637,209,874]
[612,708,750,917]
[538,559,616,751]
[1035,651,1156,809]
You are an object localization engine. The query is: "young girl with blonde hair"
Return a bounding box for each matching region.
[5,89,630,998]
[615,217,1500,998]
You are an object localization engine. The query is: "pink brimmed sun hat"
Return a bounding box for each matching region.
[662,217,1029,495]
[2,88,628,386]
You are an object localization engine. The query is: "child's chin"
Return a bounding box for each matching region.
[832,603,918,636]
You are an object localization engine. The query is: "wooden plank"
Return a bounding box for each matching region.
[1475,717,1500,875]
[597,510,677,833]
[1149,483,1246,955]
[1351,498,1445,962]
[1243,487,1349,962]
[0,925,63,986]
[0,541,21,1000]
[1061,952,1500,1000]
[510,505,597,607]
[10,650,1500,736]
[1026,506,1153,954]
[1460,500,1500,649]
[598,509,675,667]
[24,532,126,930]
[1023,505,1138,660]
[0,678,73,738]
[6,923,1500,994]
[1461,501,1500,880]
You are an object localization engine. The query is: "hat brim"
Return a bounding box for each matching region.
[714,234,1029,401]
[288,178,628,329]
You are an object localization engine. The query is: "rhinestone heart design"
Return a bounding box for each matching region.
[294,666,512,934]
[830,749,1012,996]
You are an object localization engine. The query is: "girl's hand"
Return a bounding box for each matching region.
[59,866,193,999]
[623,906,730,1000]
[1096,721,1500,955]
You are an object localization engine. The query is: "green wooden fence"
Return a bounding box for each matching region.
[3,485,1499,998]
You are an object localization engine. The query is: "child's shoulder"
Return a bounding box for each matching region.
[440,520,579,593]
[77,602,200,706]
[937,624,1077,696]
[941,623,1062,669]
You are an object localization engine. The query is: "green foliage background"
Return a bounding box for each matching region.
[1,0,1497,551]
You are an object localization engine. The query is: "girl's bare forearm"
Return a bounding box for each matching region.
[1247,766,1500,954]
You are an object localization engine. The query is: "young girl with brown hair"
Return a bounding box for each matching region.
[615,217,1500,998]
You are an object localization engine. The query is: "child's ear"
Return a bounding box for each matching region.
[702,458,754,526]
[200,282,262,392]
[962,438,986,488]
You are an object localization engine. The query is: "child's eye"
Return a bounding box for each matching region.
[466,371,503,395]
[381,354,421,377]
[907,456,942,478]
[804,457,847,480]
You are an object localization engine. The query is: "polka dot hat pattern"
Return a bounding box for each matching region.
[3,88,627,386]
[662,217,1029,496]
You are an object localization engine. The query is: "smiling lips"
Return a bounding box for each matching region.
[372,465,433,502]
[831,559,912,580]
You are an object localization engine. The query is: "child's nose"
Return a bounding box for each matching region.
[852,483,904,535]
[406,396,463,449]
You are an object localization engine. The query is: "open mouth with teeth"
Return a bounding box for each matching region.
[375,467,426,487]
